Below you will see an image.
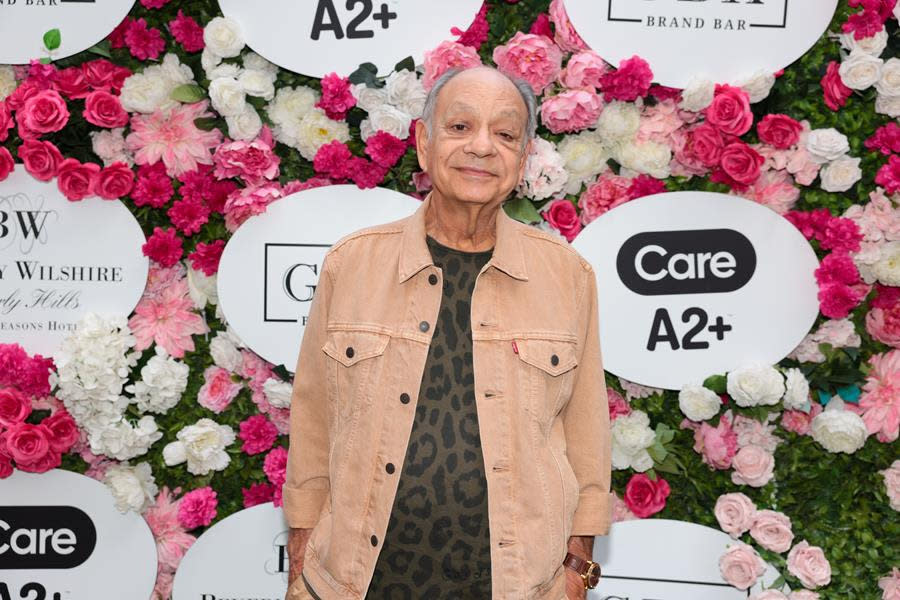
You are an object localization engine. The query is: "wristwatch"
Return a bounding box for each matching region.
[563,552,602,589]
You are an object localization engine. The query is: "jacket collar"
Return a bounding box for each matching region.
[398,191,529,283]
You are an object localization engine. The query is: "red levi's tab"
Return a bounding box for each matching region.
[511,340,518,354]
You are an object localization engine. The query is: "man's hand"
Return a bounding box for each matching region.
[564,534,596,600]
[287,527,314,587]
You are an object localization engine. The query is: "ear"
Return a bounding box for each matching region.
[415,119,429,172]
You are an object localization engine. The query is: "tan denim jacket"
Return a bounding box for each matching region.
[283,191,612,600]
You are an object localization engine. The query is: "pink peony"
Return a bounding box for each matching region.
[348,157,387,189]
[132,162,174,208]
[142,226,183,267]
[529,13,553,39]
[737,168,800,215]
[124,18,165,61]
[214,129,280,185]
[263,446,288,487]
[815,252,860,287]
[719,542,766,590]
[880,568,900,600]
[578,173,631,225]
[177,487,218,530]
[126,100,223,178]
[559,51,608,89]
[168,10,204,53]
[867,301,900,348]
[548,0,588,53]
[627,174,667,200]
[316,72,356,121]
[599,55,653,102]
[714,492,757,538]
[239,414,279,455]
[635,99,685,146]
[422,41,483,91]
[0,344,54,398]
[731,445,775,487]
[683,413,738,470]
[732,415,780,453]
[787,541,831,589]
[749,510,794,553]
[223,183,283,233]
[540,89,602,133]
[187,240,226,276]
[866,123,900,156]
[705,84,753,136]
[542,198,582,242]
[876,155,900,195]
[242,482,276,508]
[493,32,563,96]
[818,281,868,319]
[128,277,209,358]
[859,349,900,442]
[314,140,353,179]
[197,366,242,414]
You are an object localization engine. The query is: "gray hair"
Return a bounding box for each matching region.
[420,67,537,151]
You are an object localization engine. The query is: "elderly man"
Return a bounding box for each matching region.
[283,65,612,600]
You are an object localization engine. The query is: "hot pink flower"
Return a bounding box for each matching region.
[314,140,353,179]
[239,414,279,455]
[242,482,276,508]
[0,101,12,143]
[815,252,860,287]
[451,2,489,50]
[542,198,582,242]
[348,157,388,189]
[316,73,356,121]
[57,159,100,202]
[188,240,226,276]
[83,90,129,128]
[578,174,631,225]
[263,446,288,487]
[365,131,407,168]
[168,10,204,53]
[142,226,183,267]
[95,162,135,200]
[623,473,670,518]
[859,349,900,442]
[0,148,12,182]
[875,155,900,195]
[422,41,483,91]
[540,89,603,133]
[866,123,900,155]
[223,183,283,233]
[599,55,653,102]
[607,387,631,421]
[16,89,69,138]
[529,13,553,39]
[132,162,174,208]
[757,114,802,149]
[128,277,209,358]
[548,0,588,53]
[197,366,242,414]
[627,174,667,200]
[718,142,765,187]
[0,388,31,428]
[126,100,223,178]
[124,18,165,61]
[0,344,54,398]
[682,413,738,470]
[214,131,281,185]
[41,409,79,454]
[818,282,868,319]
[493,32,563,96]
[167,197,210,236]
[705,84,753,136]
[177,487,218,530]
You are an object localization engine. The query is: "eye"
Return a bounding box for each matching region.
[499,132,515,141]
[451,123,467,131]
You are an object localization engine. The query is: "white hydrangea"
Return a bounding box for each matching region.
[0,65,17,101]
[838,49,883,90]
[266,85,321,148]
[385,69,427,119]
[872,241,900,286]
[781,368,811,411]
[726,363,785,407]
[811,398,868,454]
[594,101,641,146]
[294,108,351,161]
[364,104,412,141]
[263,377,293,410]
[839,29,888,57]
[615,139,671,179]
[203,16,245,58]
[820,156,862,192]
[119,53,196,114]
[678,383,721,422]
[805,128,850,164]
[611,410,656,472]
[90,416,163,461]
[517,137,568,201]
[163,418,236,475]
[103,462,158,514]
[557,131,609,194]
[124,346,189,415]
[735,70,776,104]
[679,77,715,112]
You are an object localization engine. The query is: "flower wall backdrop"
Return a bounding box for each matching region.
[0,1,898,598]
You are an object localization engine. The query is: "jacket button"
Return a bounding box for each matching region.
[550,353,559,366]
[428,274,438,285]
[346,346,354,358]
[419,321,429,332]
[371,534,378,546]
[400,392,410,404]
[385,462,395,474]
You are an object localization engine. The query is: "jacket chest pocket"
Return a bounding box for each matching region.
[514,337,579,429]
[321,329,390,434]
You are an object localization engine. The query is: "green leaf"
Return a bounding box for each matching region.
[647,440,668,463]
[503,196,542,224]
[86,40,111,59]
[703,374,727,394]
[38,57,52,65]
[43,28,61,51]
[348,65,379,87]
[193,117,220,131]
[171,84,206,103]
[394,56,415,73]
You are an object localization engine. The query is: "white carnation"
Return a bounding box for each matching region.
[557,131,609,194]
[201,47,222,75]
[838,50,883,90]
[104,462,158,514]
[0,65,17,101]
[385,69,427,119]
[238,69,276,100]
[209,76,247,118]
[679,77,715,112]
[225,103,263,141]
[875,92,900,117]
[163,418,236,475]
[805,128,850,164]
[726,363,785,407]
[206,63,242,81]
[517,137,568,200]
[678,384,721,422]
[875,58,900,97]
[124,346,189,415]
[811,398,868,454]
[820,156,862,192]
[872,241,900,286]
[203,16,245,58]
[120,53,195,114]
[839,30,888,57]
[615,139,671,179]
[611,410,656,472]
[351,83,389,113]
[366,104,412,141]
[781,368,810,411]
[735,70,776,104]
[266,86,320,148]
[595,101,640,145]
[263,377,293,409]
[210,332,243,372]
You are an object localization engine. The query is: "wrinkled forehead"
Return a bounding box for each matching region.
[436,73,528,126]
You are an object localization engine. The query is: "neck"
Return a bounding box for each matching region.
[424,190,501,253]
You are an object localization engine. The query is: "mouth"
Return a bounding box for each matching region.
[454,166,496,178]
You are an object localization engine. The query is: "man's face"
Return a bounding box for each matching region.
[416,68,532,207]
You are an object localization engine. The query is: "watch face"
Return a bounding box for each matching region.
[587,562,601,588]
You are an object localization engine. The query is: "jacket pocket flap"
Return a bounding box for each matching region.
[322,330,390,367]
[515,337,578,376]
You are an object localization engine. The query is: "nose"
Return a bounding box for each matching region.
[463,124,496,158]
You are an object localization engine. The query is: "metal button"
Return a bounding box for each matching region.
[400,393,410,404]
[428,274,438,285]
[419,321,429,332]
[346,347,354,358]
[385,462,395,474]
[550,354,559,366]
[370,534,378,546]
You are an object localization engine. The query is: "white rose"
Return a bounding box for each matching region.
[263,377,293,409]
[805,128,850,164]
[242,51,279,77]
[225,103,263,141]
[875,92,900,118]
[781,368,810,411]
[735,70,776,104]
[820,156,862,192]
[595,101,640,145]
[872,241,900,286]
[103,462,158,514]
[611,410,656,472]
[203,16,245,58]
[0,65,17,101]
[839,29,888,57]
[119,71,172,114]
[838,50,883,90]
[558,131,609,194]
[678,384,721,422]
[210,333,243,372]
[726,364,785,407]
[811,398,868,454]
[163,418,235,475]
[238,69,276,100]
[875,58,900,97]
[679,77,715,112]
[351,82,389,113]
[209,76,247,117]
[615,139,671,179]
[294,108,351,160]
[187,265,219,308]
[366,104,413,141]
[385,69,427,119]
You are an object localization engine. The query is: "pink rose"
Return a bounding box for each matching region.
[607,387,631,421]
[198,366,242,413]
[559,50,608,89]
[83,90,129,128]
[51,66,90,99]
[95,162,134,200]
[714,492,757,538]
[41,409,80,454]
[539,89,602,133]
[493,32,563,95]
[705,84,753,136]
[548,0,588,53]
[0,387,31,428]
[4,422,51,466]
[880,568,900,600]
[685,123,725,168]
[82,59,131,93]
[0,100,11,143]
[787,541,831,589]
[623,472,671,518]
[17,89,70,138]
[542,198,582,242]
[56,158,100,201]
[757,114,802,149]
[683,412,738,470]
[731,445,775,487]
[578,174,631,225]
[177,486,218,530]
[719,542,766,590]
[17,138,64,181]
[749,509,794,553]
[821,61,852,112]
[718,142,765,188]
[0,147,12,182]
[422,41,483,91]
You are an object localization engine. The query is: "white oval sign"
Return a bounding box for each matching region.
[172,503,290,600]
[593,518,780,598]
[0,0,136,64]
[216,0,484,77]
[571,192,819,390]
[0,165,149,358]
[0,469,158,600]
[217,184,421,370]
[563,0,838,89]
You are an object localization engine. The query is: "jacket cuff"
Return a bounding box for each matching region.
[281,485,329,529]
[570,490,613,536]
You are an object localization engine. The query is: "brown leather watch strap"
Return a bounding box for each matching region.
[563,552,588,574]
